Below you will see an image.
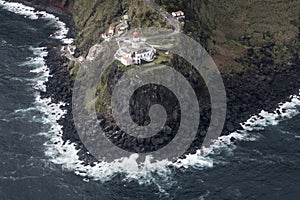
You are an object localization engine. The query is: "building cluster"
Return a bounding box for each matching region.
[115,31,156,66]
[92,10,186,65]
[101,15,130,41]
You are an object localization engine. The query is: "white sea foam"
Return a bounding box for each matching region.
[43,91,300,187]
[174,91,300,169]
[4,0,300,190]
[0,0,73,44]
[18,46,67,157]
[19,47,50,92]
[20,45,300,187]
[17,45,66,121]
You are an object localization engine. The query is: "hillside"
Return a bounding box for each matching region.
[155,0,300,70]
[11,0,300,67]
[71,0,300,72]
[73,0,168,55]
[8,0,300,154]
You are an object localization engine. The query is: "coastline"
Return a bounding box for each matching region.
[2,0,300,169]
[42,36,300,164]
[42,46,97,165]
[5,0,75,39]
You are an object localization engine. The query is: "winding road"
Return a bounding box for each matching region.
[145,0,181,33]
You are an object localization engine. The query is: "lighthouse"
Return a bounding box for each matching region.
[132,31,141,49]
[115,31,156,66]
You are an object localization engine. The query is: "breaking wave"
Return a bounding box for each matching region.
[0,0,73,44]
[3,0,300,192]
[43,91,300,187]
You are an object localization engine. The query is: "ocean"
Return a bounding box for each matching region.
[0,1,299,199]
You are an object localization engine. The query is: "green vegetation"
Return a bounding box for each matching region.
[69,0,300,116]
[67,60,80,81]
[94,49,172,116]
[154,0,183,12]
[155,0,300,69]
[73,0,167,55]
[73,0,127,54]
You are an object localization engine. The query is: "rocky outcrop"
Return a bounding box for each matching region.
[8,0,73,14]
[42,44,300,163]
[94,51,300,155]
[12,0,300,163]
[7,0,75,38]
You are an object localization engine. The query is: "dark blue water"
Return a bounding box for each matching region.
[0,4,300,200]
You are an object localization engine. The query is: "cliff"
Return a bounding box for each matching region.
[7,0,73,13]
[8,0,300,157]
[50,0,300,74]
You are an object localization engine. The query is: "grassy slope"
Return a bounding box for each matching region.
[73,0,167,55]
[71,0,299,114]
[73,0,125,54]
[70,0,168,114]
[156,0,300,71]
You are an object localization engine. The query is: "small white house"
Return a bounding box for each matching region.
[68,45,76,55]
[123,14,129,21]
[102,32,115,41]
[171,11,185,20]
[120,56,134,66]
[78,56,84,62]
[108,26,115,35]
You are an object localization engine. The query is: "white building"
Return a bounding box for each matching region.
[67,45,76,55]
[116,20,129,36]
[108,26,115,35]
[120,56,134,66]
[172,11,185,20]
[122,14,129,21]
[101,33,113,41]
[101,26,116,41]
[115,32,156,66]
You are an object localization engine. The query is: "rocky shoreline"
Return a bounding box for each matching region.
[6,0,75,38]
[13,0,300,164]
[41,43,300,165]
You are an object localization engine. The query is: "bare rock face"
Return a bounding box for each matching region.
[10,0,299,163]
[7,0,73,14]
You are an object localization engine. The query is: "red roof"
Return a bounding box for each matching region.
[123,57,133,61]
[133,31,139,38]
[173,11,184,16]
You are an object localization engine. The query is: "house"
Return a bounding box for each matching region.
[123,14,129,21]
[116,20,129,36]
[120,56,134,66]
[171,11,185,20]
[115,31,156,66]
[108,26,115,35]
[67,45,76,55]
[101,33,113,41]
[119,24,128,31]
